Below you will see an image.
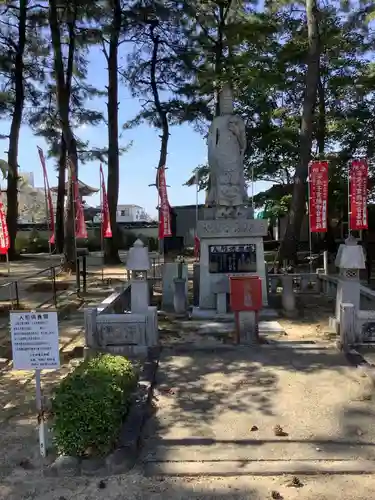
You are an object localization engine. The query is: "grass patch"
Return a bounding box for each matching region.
[51,354,137,457]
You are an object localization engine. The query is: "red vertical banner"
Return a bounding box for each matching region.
[37,146,55,244]
[0,189,9,255]
[349,159,368,231]
[309,161,329,233]
[99,165,112,238]
[71,167,87,239]
[157,166,171,239]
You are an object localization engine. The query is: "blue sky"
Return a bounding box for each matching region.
[0,45,269,219]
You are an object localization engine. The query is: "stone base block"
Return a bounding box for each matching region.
[329,316,339,334]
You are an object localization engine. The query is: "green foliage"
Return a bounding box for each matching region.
[15,232,49,254]
[52,354,136,457]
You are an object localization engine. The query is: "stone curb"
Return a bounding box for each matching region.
[143,459,375,477]
[46,347,160,477]
[344,347,375,383]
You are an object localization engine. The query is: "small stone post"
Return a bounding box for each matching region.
[126,239,151,314]
[173,256,188,315]
[323,250,329,275]
[281,274,297,317]
[334,235,366,328]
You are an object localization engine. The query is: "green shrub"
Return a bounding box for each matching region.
[51,354,137,457]
[15,235,29,253]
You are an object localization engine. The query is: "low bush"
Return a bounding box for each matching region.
[51,354,137,457]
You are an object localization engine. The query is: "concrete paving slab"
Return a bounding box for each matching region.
[141,345,375,474]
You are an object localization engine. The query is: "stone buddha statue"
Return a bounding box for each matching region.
[206,84,248,218]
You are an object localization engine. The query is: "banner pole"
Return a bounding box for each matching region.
[348,161,351,237]
[157,168,162,259]
[307,162,313,274]
[70,161,78,286]
[251,163,255,213]
[195,175,199,232]
[6,251,10,276]
[100,169,104,282]
[43,176,52,256]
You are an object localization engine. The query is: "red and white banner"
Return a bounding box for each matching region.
[157,166,171,239]
[349,159,368,231]
[0,190,9,255]
[308,161,329,233]
[37,146,55,244]
[71,168,87,239]
[100,164,112,238]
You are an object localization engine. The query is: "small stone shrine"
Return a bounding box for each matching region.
[194,85,268,315]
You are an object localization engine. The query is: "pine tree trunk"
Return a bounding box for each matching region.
[278,0,320,264]
[6,0,27,260]
[55,133,66,253]
[104,0,122,264]
[48,0,78,271]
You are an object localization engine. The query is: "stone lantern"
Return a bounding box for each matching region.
[334,235,366,324]
[126,239,151,314]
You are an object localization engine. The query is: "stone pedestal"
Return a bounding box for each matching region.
[238,311,259,344]
[193,263,200,307]
[131,279,149,313]
[196,217,268,312]
[281,275,297,318]
[173,278,187,315]
[162,263,188,310]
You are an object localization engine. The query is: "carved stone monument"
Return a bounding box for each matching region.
[194,85,268,315]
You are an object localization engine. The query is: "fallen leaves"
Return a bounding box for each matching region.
[271,491,283,499]
[286,476,304,488]
[274,424,288,437]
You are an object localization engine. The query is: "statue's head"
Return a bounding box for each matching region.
[219,84,234,115]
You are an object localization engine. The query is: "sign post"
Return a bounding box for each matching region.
[10,310,60,457]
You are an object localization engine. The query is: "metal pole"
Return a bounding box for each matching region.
[251,163,255,213]
[195,175,199,231]
[35,369,46,457]
[51,266,57,307]
[157,169,162,259]
[348,161,351,237]
[6,251,10,276]
[43,175,52,256]
[100,169,104,282]
[76,257,80,293]
[15,280,19,309]
[307,162,313,274]
[82,255,87,293]
[70,160,78,283]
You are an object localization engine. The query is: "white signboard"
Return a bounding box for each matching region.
[10,311,60,370]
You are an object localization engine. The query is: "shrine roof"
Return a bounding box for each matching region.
[50,179,98,195]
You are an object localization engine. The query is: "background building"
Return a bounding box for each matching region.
[93,204,153,223]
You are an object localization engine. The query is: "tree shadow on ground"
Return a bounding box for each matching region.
[140,341,375,467]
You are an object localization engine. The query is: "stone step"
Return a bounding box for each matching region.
[141,439,375,463]
[143,459,375,477]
